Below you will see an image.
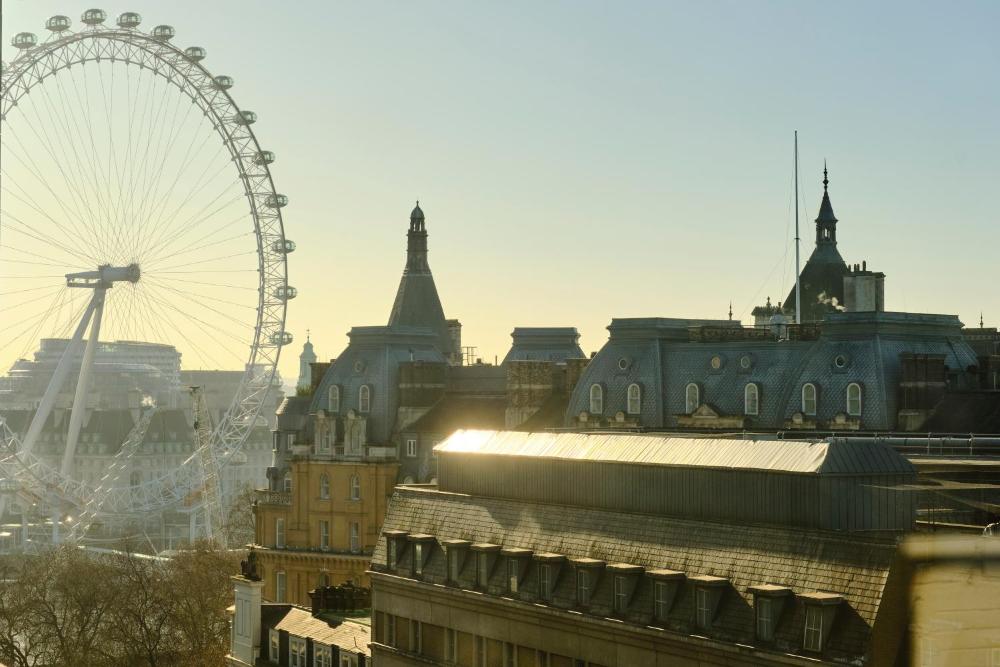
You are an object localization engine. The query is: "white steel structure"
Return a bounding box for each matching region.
[0,10,295,544]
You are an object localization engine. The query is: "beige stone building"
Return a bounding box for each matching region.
[369,430,918,666]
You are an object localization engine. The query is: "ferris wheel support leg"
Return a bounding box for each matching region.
[61,289,106,478]
[19,291,101,458]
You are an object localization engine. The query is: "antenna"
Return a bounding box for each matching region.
[794,131,802,325]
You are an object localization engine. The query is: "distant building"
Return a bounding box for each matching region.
[253,205,584,605]
[297,334,318,392]
[369,429,916,666]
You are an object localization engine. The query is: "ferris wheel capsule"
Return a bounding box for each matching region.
[254,150,276,166]
[213,75,234,90]
[271,239,296,254]
[274,286,297,301]
[116,12,142,29]
[235,110,257,125]
[81,9,107,26]
[11,33,38,50]
[151,25,176,41]
[271,331,294,346]
[184,46,207,62]
[265,194,288,208]
[46,15,73,32]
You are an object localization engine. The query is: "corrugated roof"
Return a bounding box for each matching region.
[435,430,914,475]
[272,606,371,657]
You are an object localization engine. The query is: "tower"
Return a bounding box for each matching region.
[388,202,457,361]
[296,331,317,391]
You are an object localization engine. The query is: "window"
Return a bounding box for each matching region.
[386,614,397,647]
[613,575,628,612]
[539,563,552,601]
[318,571,329,586]
[507,558,519,593]
[535,651,551,667]
[275,571,286,603]
[328,385,340,413]
[406,438,417,457]
[350,474,361,500]
[283,473,292,493]
[319,520,329,550]
[503,642,516,667]
[576,569,591,605]
[359,385,371,413]
[275,518,286,548]
[654,581,670,620]
[314,644,332,667]
[804,605,823,651]
[319,474,330,499]
[685,383,700,414]
[448,548,461,582]
[802,383,817,416]
[695,588,712,629]
[846,382,862,417]
[589,384,603,414]
[756,597,774,641]
[415,543,425,576]
[409,619,422,653]
[445,628,458,662]
[477,552,490,588]
[319,429,332,452]
[269,629,280,661]
[350,522,360,553]
[475,636,486,667]
[339,654,358,667]
[744,383,759,416]
[626,383,641,415]
[388,539,397,569]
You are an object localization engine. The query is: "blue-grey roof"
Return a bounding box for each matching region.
[567,311,978,430]
[501,327,585,365]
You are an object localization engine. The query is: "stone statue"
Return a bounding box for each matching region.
[240,545,261,581]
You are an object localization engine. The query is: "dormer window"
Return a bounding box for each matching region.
[846,382,862,417]
[626,383,641,415]
[749,584,792,643]
[570,558,605,608]
[744,383,759,416]
[606,563,643,614]
[685,383,700,414]
[799,592,843,652]
[358,385,371,413]
[472,543,500,589]
[383,530,409,570]
[328,385,340,413]
[534,553,565,602]
[442,539,471,584]
[689,575,728,631]
[589,384,603,414]
[409,534,435,577]
[502,548,531,594]
[802,383,817,416]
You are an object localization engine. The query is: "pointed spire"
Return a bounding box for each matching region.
[981,312,985,328]
[728,301,733,321]
[823,160,829,193]
[306,328,311,342]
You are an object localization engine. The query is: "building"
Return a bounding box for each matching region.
[297,334,318,392]
[252,205,585,606]
[227,552,371,667]
[369,429,917,666]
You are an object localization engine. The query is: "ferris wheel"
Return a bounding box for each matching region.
[0,10,295,536]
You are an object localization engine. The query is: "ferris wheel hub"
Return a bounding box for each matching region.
[66,263,141,289]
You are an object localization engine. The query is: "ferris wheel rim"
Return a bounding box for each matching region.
[0,20,291,516]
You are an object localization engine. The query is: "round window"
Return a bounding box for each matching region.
[353,360,365,373]
[710,355,722,370]
[834,355,847,369]
[740,355,752,370]
[618,357,630,370]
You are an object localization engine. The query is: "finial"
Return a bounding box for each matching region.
[416,199,419,206]
[728,301,733,320]
[306,328,311,342]
[981,312,985,328]
[766,296,772,307]
[823,160,829,193]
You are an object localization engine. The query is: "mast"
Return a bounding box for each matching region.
[794,131,802,325]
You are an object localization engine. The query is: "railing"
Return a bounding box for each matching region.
[254,489,291,506]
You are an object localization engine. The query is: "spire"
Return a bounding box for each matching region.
[815,163,838,245]
[728,301,733,321]
[981,312,985,328]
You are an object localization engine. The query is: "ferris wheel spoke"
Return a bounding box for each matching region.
[142,215,252,269]
[143,275,256,312]
[69,63,116,251]
[144,278,256,332]
[147,249,258,273]
[142,285,253,349]
[0,199,102,266]
[137,286,224,369]
[139,179,245,263]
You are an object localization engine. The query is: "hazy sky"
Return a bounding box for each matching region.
[3,1,998,382]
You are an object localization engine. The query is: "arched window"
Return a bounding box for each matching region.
[744,383,759,416]
[350,474,361,500]
[802,383,818,416]
[358,385,371,413]
[589,384,603,414]
[627,384,641,415]
[319,474,330,500]
[846,383,862,417]
[328,385,340,413]
[685,383,700,414]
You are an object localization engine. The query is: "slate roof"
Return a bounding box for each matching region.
[501,327,586,365]
[434,429,915,475]
[266,605,371,656]
[374,486,900,663]
[406,396,506,436]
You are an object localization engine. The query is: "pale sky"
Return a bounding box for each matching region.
[2,1,998,383]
